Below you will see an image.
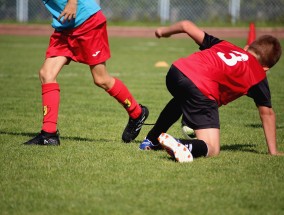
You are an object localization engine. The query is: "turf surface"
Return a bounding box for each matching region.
[0,35,283,215]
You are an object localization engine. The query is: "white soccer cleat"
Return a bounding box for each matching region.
[181,124,196,139]
[158,133,193,163]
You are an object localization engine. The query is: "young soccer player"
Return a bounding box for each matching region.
[139,20,283,162]
[24,0,148,145]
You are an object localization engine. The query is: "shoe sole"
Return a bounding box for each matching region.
[23,137,60,146]
[158,133,193,163]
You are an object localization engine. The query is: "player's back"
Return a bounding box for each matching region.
[174,41,266,105]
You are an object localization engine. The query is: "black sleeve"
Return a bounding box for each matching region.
[199,33,223,50]
[247,78,272,108]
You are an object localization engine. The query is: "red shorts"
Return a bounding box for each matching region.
[46,11,111,66]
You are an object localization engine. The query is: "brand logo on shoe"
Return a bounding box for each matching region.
[123,99,131,108]
[139,116,145,122]
[135,124,142,131]
[43,139,49,145]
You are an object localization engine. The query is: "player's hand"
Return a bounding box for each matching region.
[155,27,171,38]
[155,28,163,38]
[58,0,77,23]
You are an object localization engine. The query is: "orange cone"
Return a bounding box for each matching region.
[246,22,256,46]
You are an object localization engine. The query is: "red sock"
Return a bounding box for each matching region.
[41,83,60,133]
[107,78,141,119]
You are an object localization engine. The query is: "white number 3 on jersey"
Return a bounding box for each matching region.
[217,51,249,66]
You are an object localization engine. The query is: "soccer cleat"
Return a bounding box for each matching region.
[139,138,162,150]
[181,123,196,139]
[122,105,149,143]
[158,133,193,163]
[23,130,60,146]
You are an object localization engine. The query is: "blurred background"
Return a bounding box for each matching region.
[1,0,283,26]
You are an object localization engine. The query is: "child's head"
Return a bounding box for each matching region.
[247,35,282,69]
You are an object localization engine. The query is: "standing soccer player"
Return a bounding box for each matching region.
[140,20,283,162]
[24,0,148,145]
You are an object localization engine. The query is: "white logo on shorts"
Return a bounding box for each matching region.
[92,51,101,57]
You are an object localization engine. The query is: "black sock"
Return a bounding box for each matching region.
[147,98,182,145]
[179,139,208,158]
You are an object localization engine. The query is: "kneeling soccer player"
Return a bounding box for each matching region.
[140,20,283,162]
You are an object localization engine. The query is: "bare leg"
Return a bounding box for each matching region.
[195,128,220,157]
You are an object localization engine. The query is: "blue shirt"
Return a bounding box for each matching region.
[42,0,101,30]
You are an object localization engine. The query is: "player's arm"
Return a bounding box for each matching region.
[257,106,283,155]
[155,20,205,45]
[248,79,283,156]
[58,0,77,23]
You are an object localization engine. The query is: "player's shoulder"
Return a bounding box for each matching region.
[199,33,223,50]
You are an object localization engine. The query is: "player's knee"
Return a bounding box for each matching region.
[39,68,47,83]
[210,148,220,157]
[39,68,56,83]
[93,76,114,90]
[206,144,220,157]
[93,78,107,88]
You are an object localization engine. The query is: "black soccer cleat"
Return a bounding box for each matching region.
[122,105,149,143]
[23,130,60,146]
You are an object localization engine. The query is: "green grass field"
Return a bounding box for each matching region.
[0,35,283,215]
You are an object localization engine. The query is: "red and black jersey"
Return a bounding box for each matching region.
[173,33,271,107]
